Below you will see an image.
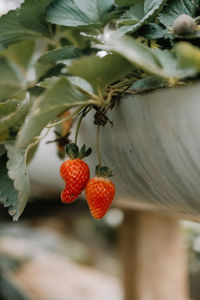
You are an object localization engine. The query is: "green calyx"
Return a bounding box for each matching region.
[66,143,92,159]
[95,165,113,177]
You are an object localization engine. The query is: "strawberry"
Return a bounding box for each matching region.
[85,169,115,219]
[60,143,91,203]
[60,158,89,184]
[61,182,82,203]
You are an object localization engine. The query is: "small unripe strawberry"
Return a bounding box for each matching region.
[173,14,196,36]
[85,176,115,220]
[60,159,90,203]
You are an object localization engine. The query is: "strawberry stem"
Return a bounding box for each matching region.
[74,113,83,144]
[75,106,93,144]
[96,125,102,169]
[47,105,84,128]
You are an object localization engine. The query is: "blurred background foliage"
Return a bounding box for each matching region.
[0,200,124,300]
[1,199,200,300]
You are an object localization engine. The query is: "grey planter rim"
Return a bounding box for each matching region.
[80,81,200,222]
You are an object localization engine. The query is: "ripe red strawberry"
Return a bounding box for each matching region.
[61,184,80,203]
[60,159,90,203]
[85,176,115,220]
[60,143,92,204]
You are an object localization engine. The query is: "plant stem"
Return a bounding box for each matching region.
[47,105,85,128]
[74,112,84,144]
[74,105,93,144]
[96,125,102,169]
[97,86,105,106]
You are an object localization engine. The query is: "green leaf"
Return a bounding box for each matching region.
[17,77,88,148]
[26,142,39,164]
[154,47,198,79]
[117,5,144,26]
[0,56,26,100]
[0,153,18,220]
[38,75,94,94]
[0,41,53,100]
[5,142,30,221]
[0,40,53,92]
[63,27,92,49]
[68,53,133,92]
[0,99,21,117]
[18,0,53,37]
[67,76,94,94]
[104,35,170,79]
[105,35,192,81]
[0,95,30,142]
[117,0,167,34]
[38,46,83,65]
[0,10,40,50]
[0,0,52,50]
[34,62,55,82]
[37,76,59,88]
[73,0,114,21]
[158,0,197,27]
[138,23,168,39]
[46,0,114,27]
[115,0,144,6]
[130,76,166,92]
[175,42,200,75]
[0,41,41,100]
[153,48,181,77]
[2,40,36,73]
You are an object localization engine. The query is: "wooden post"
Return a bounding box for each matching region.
[120,211,189,300]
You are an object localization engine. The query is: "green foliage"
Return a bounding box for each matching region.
[0,99,21,117]
[138,23,167,39]
[18,0,53,37]
[46,0,114,27]
[130,76,166,92]
[5,143,30,221]
[1,0,200,220]
[0,153,19,219]
[175,42,200,75]
[117,5,144,27]
[2,40,36,72]
[104,35,200,81]
[67,76,94,94]
[16,77,88,148]
[104,35,166,78]
[38,46,83,65]
[68,53,133,92]
[0,57,25,100]
[0,40,52,101]
[115,0,144,6]
[0,10,39,49]
[158,0,198,27]
[0,95,30,142]
[39,75,95,93]
[0,0,53,50]
[117,0,167,34]
[153,49,181,77]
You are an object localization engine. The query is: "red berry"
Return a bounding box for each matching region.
[61,187,80,203]
[85,177,115,220]
[60,159,90,203]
